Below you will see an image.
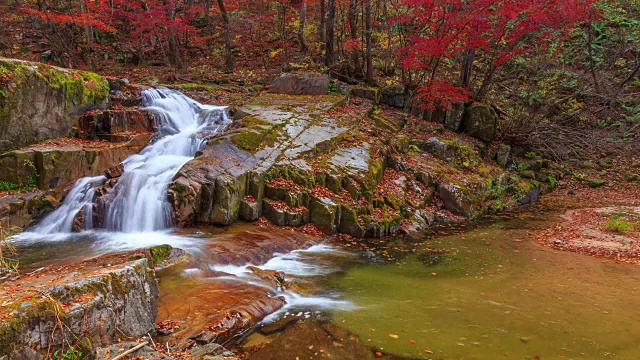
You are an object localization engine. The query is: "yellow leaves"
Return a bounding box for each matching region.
[269,48,284,59]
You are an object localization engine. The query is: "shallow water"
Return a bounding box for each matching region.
[326,214,640,359]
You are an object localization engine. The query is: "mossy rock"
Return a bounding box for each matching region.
[586,179,606,188]
[462,103,498,142]
[230,116,284,153]
[149,244,173,266]
[624,174,640,182]
[0,58,108,152]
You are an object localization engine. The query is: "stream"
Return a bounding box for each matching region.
[10,89,640,359]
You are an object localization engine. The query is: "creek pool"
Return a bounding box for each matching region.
[321,213,640,359]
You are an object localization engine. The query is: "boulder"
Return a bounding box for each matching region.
[0,58,109,152]
[351,87,378,101]
[437,183,476,217]
[421,137,452,163]
[77,108,155,139]
[586,179,606,188]
[519,188,540,205]
[338,205,365,238]
[380,84,406,108]
[269,73,329,95]
[190,343,237,359]
[263,200,287,226]
[462,103,498,142]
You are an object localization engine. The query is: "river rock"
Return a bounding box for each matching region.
[190,343,237,359]
[269,73,329,95]
[263,200,287,226]
[462,103,498,142]
[0,58,109,152]
[95,342,172,360]
[309,197,339,234]
[167,93,541,238]
[239,198,261,221]
[104,163,125,179]
[437,183,476,217]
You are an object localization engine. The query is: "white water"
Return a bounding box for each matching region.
[24,87,229,236]
[209,244,356,321]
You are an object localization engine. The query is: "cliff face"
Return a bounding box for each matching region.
[0,58,109,152]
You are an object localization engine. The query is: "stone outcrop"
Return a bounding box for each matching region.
[0,255,158,359]
[168,92,546,238]
[77,108,155,140]
[0,191,60,229]
[0,134,151,190]
[269,73,329,95]
[0,58,109,152]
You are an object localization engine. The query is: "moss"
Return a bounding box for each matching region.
[5,60,108,108]
[34,198,50,210]
[586,178,607,188]
[175,83,233,93]
[230,116,284,153]
[370,114,399,132]
[149,244,173,266]
[442,138,482,169]
[173,182,187,194]
[0,296,62,355]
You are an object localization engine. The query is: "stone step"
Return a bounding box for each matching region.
[76,108,155,139]
[0,134,151,190]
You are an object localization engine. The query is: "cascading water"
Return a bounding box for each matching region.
[30,87,230,235]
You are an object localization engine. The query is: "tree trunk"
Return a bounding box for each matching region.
[298,0,309,55]
[348,0,360,76]
[216,0,233,73]
[325,0,336,67]
[365,0,374,84]
[320,0,325,45]
[459,48,475,88]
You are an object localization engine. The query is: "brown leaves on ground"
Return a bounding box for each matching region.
[534,202,640,263]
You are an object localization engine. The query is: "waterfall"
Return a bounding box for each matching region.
[31,87,230,234]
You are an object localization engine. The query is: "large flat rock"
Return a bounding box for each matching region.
[168,92,545,238]
[0,252,159,359]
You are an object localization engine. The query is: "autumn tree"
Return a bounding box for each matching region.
[393,0,598,108]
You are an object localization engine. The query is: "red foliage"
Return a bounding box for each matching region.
[393,0,598,105]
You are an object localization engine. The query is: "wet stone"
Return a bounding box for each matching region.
[104,163,125,179]
[240,199,260,221]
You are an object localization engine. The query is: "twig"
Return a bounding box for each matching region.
[109,341,148,360]
[147,333,156,347]
[26,267,46,276]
